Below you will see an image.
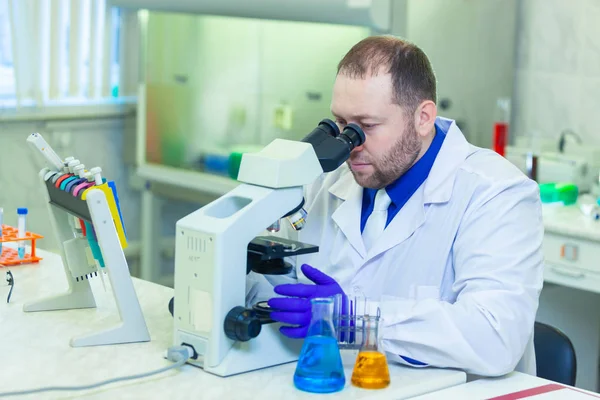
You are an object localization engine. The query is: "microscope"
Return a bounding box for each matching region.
[172,119,365,376]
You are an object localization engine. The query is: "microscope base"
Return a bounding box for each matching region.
[185,324,302,377]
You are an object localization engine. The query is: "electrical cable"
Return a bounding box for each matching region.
[0,346,193,398]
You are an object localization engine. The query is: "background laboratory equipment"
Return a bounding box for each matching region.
[578,194,600,221]
[492,98,511,157]
[294,297,345,394]
[351,313,391,389]
[0,223,44,267]
[539,183,579,206]
[24,133,149,347]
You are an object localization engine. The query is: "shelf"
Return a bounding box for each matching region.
[136,164,240,197]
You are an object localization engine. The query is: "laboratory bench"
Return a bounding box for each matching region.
[542,204,600,292]
[0,249,468,399]
[2,243,598,398]
[537,204,600,392]
[412,372,600,399]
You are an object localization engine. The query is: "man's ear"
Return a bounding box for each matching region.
[414,100,437,138]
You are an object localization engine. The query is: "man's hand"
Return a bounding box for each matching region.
[268,264,344,338]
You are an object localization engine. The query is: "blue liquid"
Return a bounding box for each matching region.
[294,335,345,393]
[18,247,25,259]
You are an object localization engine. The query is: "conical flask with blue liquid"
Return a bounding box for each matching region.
[293,297,346,393]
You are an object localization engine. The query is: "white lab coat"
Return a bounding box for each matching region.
[247,117,544,377]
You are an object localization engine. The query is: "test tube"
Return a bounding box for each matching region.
[0,207,3,255]
[17,208,28,259]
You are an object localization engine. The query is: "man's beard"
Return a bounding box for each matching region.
[349,120,422,189]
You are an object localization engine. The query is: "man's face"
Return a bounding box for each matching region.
[331,72,422,189]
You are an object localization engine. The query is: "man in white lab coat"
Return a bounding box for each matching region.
[247,36,544,377]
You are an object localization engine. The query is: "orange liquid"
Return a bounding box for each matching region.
[351,351,391,389]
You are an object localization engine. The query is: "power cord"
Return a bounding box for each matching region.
[0,346,194,398]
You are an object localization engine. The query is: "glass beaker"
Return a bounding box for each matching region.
[293,297,346,393]
[351,314,390,389]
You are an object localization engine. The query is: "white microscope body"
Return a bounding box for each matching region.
[172,120,365,376]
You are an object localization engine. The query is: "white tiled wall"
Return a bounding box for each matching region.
[407,0,517,148]
[512,0,600,147]
[0,117,140,252]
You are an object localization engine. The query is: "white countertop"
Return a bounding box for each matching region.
[0,249,466,399]
[543,204,600,242]
[412,371,600,399]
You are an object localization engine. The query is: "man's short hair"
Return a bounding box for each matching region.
[337,35,437,114]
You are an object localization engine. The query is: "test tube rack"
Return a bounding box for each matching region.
[0,225,44,266]
[23,167,150,348]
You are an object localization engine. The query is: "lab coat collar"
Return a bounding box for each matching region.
[328,117,472,259]
[366,185,425,261]
[328,165,357,201]
[422,117,472,204]
[330,172,366,256]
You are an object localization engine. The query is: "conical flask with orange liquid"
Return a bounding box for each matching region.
[351,313,390,389]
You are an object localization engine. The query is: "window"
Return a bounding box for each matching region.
[0,0,15,101]
[0,0,135,111]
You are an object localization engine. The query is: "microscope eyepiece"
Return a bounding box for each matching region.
[302,118,366,173]
[338,123,366,150]
[318,118,340,137]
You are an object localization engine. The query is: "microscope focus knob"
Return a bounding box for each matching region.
[224,306,262,342]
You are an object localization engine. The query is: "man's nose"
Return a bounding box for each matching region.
[351,143,364,154]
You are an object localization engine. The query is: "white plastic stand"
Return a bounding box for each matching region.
[24,174,150,347]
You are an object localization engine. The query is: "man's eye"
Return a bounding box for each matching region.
[336,119,346,126]
[362,124,376,129]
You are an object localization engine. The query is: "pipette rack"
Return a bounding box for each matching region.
[0,225,44,266]
[23,165,150,348]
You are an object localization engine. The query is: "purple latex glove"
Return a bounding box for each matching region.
[268,264,344,339]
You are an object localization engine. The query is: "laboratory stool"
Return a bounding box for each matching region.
[534,321,577,386]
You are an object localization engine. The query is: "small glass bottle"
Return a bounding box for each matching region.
[493,98,511,157]
[351,314,391,389]
[293,297,346,393]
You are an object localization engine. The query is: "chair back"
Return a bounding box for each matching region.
[534,321,577,386]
